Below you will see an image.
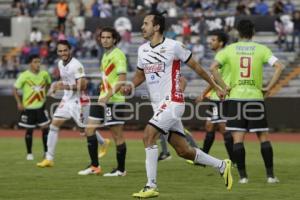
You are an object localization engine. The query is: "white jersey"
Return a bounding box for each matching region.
[137,38,192,106]
[58,57,89,104]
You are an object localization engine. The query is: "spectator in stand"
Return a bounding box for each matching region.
[12,0,27,16]
[78,0,86,17]
[0,56,8,78]
[272,0,284,15]
[255,0,269,15]
[115,0,129,16]
[217,0,230,10]
[20,41,31,64]
[26,0,40,17]
[284,0,295,15]
[181,14,192,42]
[291,11,300,51]
[30,27,42,44]
[236,1,250,15]
[57,25,66,41]
[6,56,19,79]
[192,38,205,64]
[100,0,112,18]
[247,0,256,14]
[91,0,100,17]
[55,0,69,29]
[39,42,49,64]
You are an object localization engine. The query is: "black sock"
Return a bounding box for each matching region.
[223,132,234,163]
[42,128,49,153]
[25,129,33,154]
[87,135,99,167]
[261,141,274,178]
[233,142,247,178]
[116,143,127,172]
[202,131,215,153]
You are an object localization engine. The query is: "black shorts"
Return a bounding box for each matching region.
[226,100,269,133]
[206,100,228,124]
[18,107,50,128]
[89,103,125,126]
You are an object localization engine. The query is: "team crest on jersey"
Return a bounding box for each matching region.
[143,63,165,74]
[78,67,83,74]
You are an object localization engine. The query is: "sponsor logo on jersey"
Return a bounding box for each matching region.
[143,62,165,74]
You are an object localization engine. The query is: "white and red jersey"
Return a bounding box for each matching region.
[137,37,192,107]
[58,57,90,105]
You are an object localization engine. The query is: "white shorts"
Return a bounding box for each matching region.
[53,99,89,128]
[149,100,185,136]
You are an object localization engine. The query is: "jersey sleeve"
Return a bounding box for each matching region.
[137,46,144,70]
[115,51,127,74]
[262,46,278,66]
[44,71,52,85]
[174,41,192,63]
[14,73,25,89]
[74,61,85,79]
[214,49,227,68]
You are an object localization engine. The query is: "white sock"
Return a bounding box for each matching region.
[145,145,158,188]
[194,148,225,172]
[46,125,59,160]
[95,130,105,145]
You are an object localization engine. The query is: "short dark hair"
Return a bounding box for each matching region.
[100,27,121,45]
[57,40,71,49]
[237,19,255,39]
[210,30,229,47]
[28,54,40,63]
[147,11,166,34]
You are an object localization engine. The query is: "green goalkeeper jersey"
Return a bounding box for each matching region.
[14,70,51,109]
[215,41,276,100]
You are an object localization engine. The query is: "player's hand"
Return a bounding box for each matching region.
[53,81,64,91]
[262,87,270,98]
[17,103,24,111]
[121,84,132,96]
[225,86,231,95]
[98,96,109,105]
[195,95,205,103]
[216,88,226,101]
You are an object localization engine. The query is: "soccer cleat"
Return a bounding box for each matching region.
[157,152,172,161]
[36,159,54,167]
[132,186,159,198]
[26,154,34,160]
[221,159,233,190]
[238,178,249,184]
[267,177,279,183]
[78,166,102,175]
[98,139,111,158]
[103,168,127,177]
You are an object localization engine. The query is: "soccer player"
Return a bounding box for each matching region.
[211,19,284,184]
[123,12,233,198]
[78,27,128,176]
[197,30,234,163]
[36,40,90,167]
[13,54,51,160]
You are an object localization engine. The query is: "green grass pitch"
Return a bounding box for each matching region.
[0,137,299,200]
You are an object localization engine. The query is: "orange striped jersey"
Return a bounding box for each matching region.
[14,70,51,109]
[99,47,127,103]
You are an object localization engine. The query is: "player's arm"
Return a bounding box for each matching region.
[210,61,228,90]
[263,60,284,96]
[54,78,87,91]
[179,76,187,91]
[13,87,24,111]
[186,58,225,99]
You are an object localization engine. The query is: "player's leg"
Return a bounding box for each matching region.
[248,101,279,183]
[256,132,278,183]
[168,131,233,190]
[158,133,171,161]
[202,120,215,153]
[18,109,37,160]
[78,104,103,175]
[218,122,234,163]
[103,124,127,176]
[132,124,160,198]
[37,107,51,155]
[25,128,34,160]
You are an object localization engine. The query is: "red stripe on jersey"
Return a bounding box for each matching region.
[171,60,184,103]
[105,64,115,76]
